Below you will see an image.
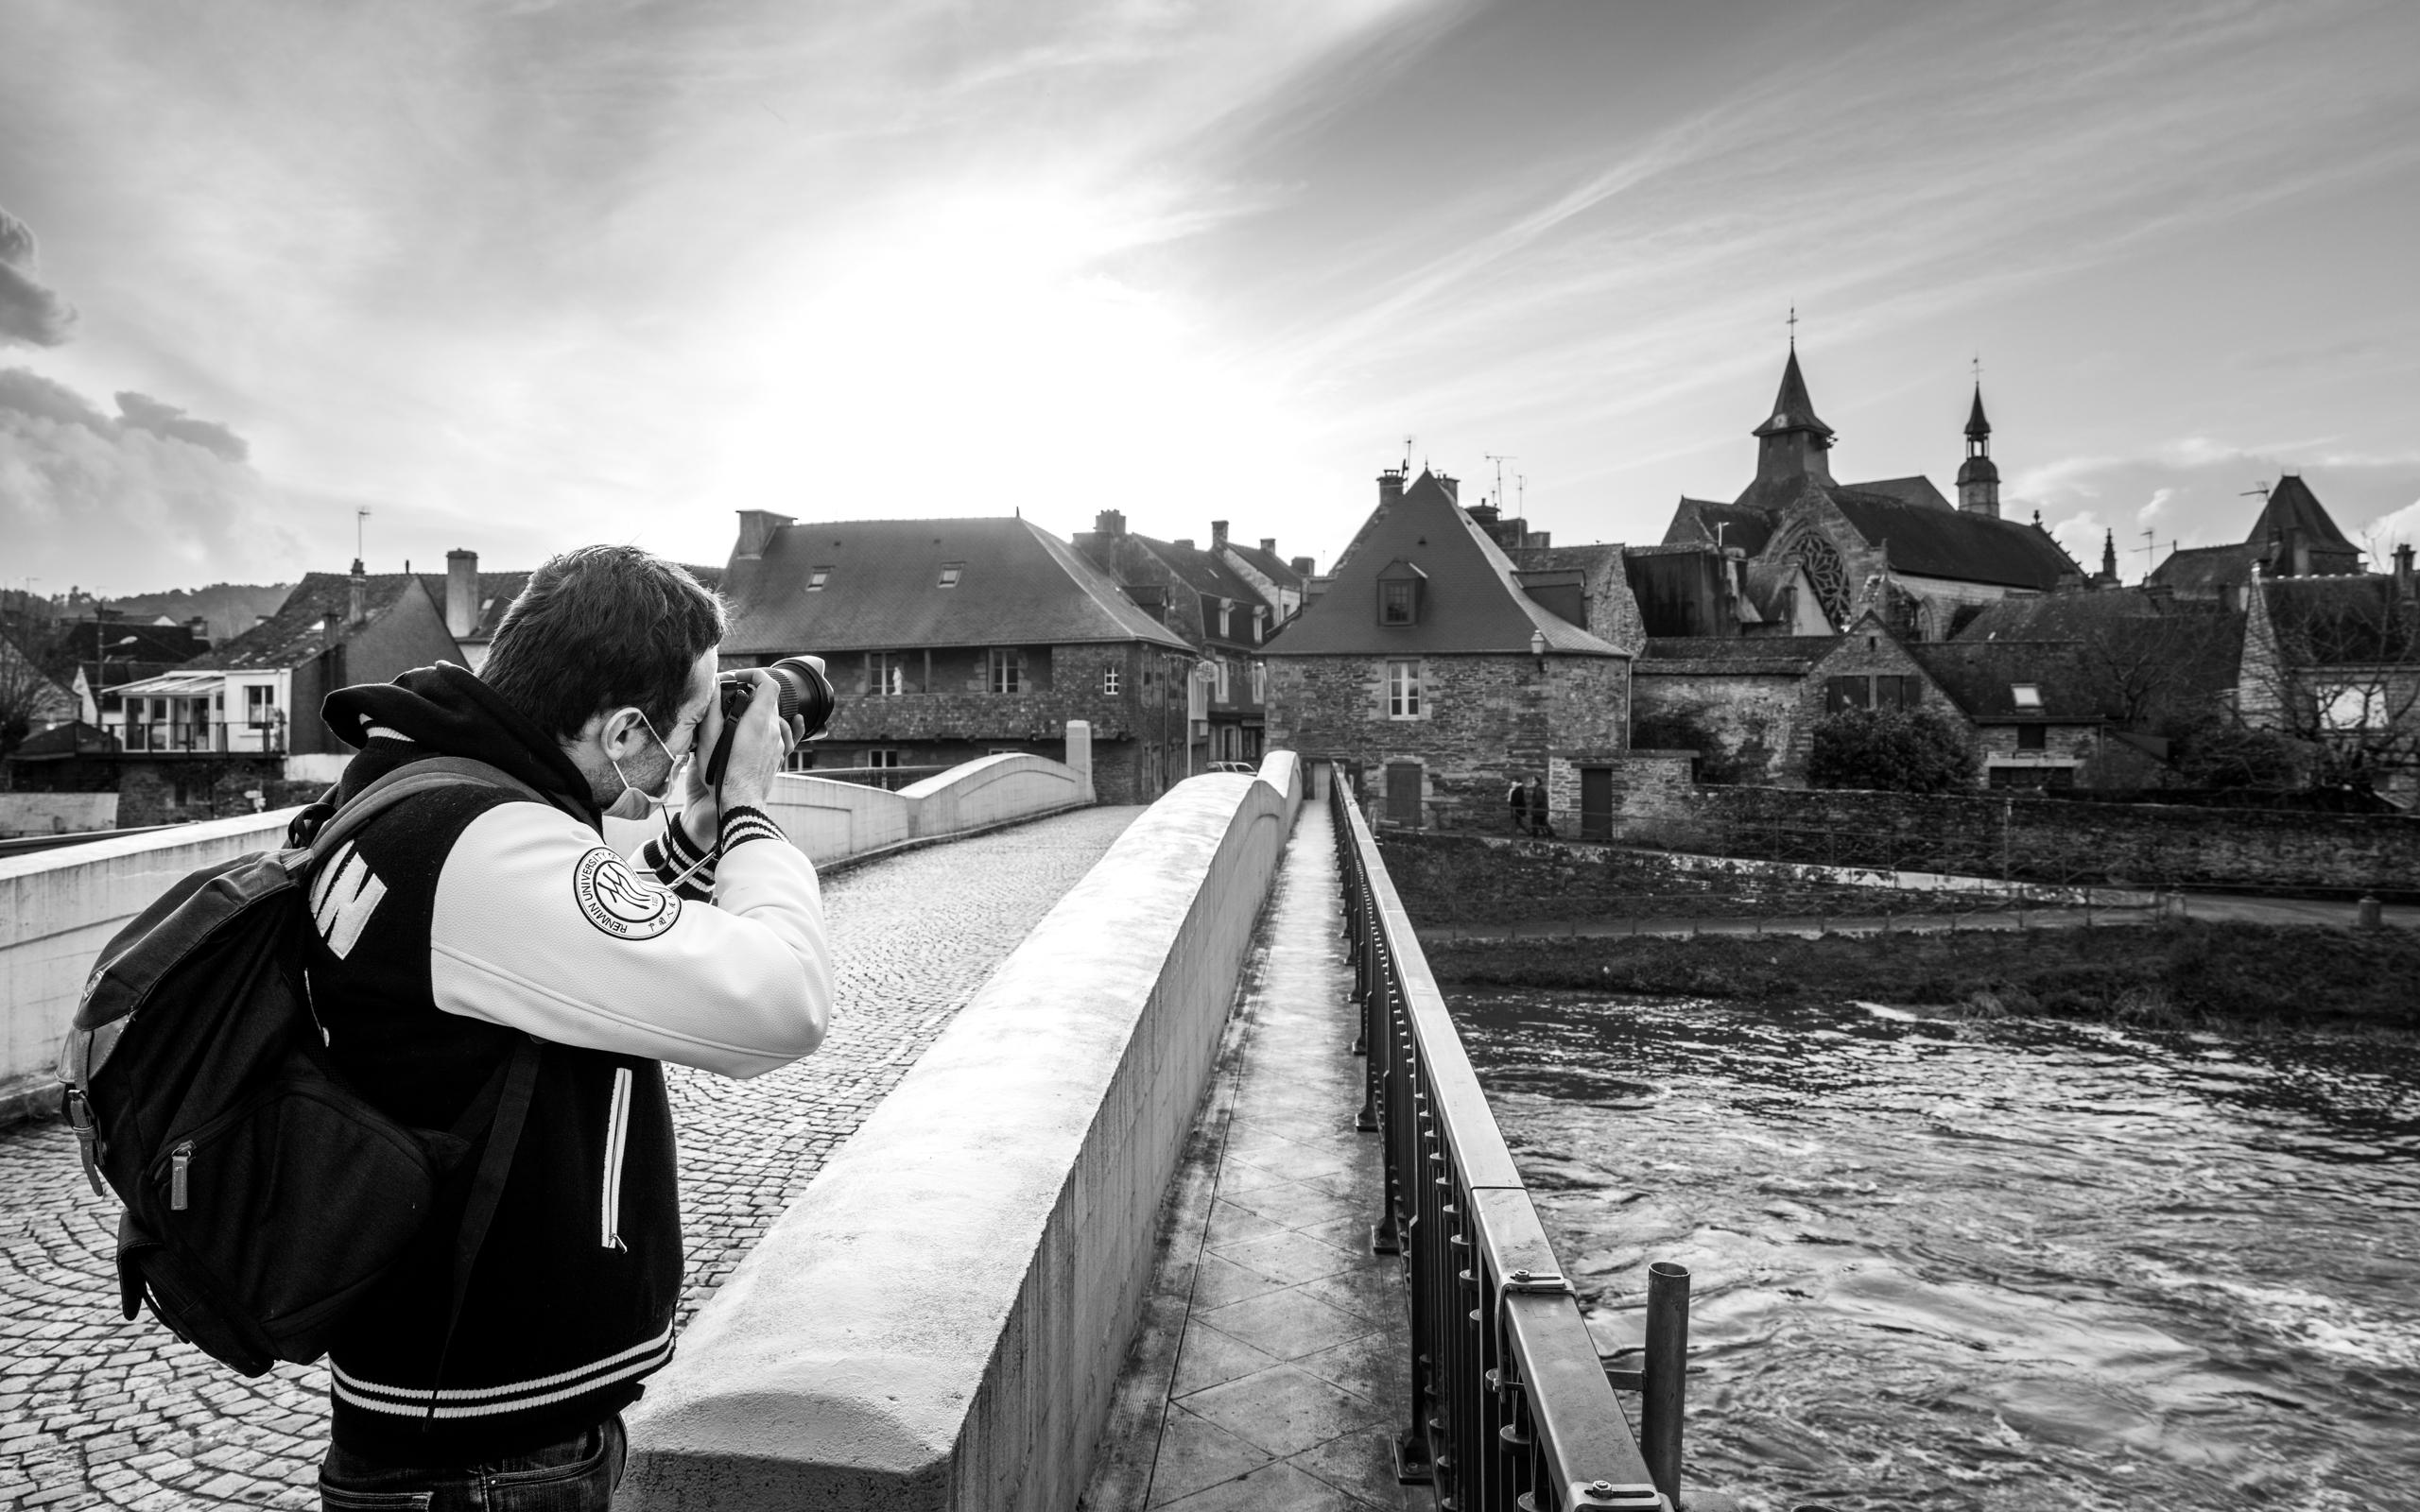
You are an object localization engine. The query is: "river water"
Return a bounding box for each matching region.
[1449,989,2420,1512]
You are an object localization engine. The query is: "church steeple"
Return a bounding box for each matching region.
[1956,382,2000,519]
[1749,347,1836,494]
[2098,529,2119,586]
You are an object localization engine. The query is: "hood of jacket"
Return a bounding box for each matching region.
[320,662,602,827]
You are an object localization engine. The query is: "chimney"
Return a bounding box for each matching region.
[348,559,368,624]
[1260,538,1276,556]
[321,610,342,643]
[1290,556,1314,576]
[2395,542,2416,597]
[1305,576,1332,603]
[1435,472,1459,503]
[734,509,795,560]
[184,615,210,646]
[1211,521,1229,548]
[1175,538,1196,552]
[445,548,479,638]
[1377,469,1405,510]
[1094,508,1127,538]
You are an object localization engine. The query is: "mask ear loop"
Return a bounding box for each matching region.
[610,712,722,891]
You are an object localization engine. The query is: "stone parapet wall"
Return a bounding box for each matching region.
[1626,783,2420,897]
[621,753,1305,1511]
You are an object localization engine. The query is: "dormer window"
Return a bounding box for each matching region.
[938,563,964,588]
[806,566,832,592]
[2011,683,2042,710]
[1376,560,1427,626]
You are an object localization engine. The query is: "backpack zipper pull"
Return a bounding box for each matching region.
[170,1141,193,1211]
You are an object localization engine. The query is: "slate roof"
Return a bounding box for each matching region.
[188,574,435,672]
[1263,472,1626,658]
[719,517,1192,657]
[1952,589,2248,709]
[1906,640,2111,721]
[416,570,533,641]
[1841,475,1952,511]
[1965,386,1991,440]
[1131,534,1266,605]
[2247,475,2357,555]
[2146,543,2257,596]
[1663,499,1775,558]
[1827,491,2076,589]
[57,619,210,667]
[1636,636,1836,674]
[1221,541,1305,589]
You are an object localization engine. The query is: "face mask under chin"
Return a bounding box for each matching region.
[604,714,680,821]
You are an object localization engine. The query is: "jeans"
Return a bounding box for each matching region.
[320,1416,626,1511]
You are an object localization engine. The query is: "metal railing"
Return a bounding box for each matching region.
[1333,776,1674,1512]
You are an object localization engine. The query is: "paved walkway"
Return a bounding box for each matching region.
[1085,802,1422,1512]
[0,806,1140,1512]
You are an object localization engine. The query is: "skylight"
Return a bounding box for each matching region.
[806,567,831,592]
[938,563,963,588]
[2011,683,2042,709]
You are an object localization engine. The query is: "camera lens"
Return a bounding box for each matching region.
[758,656,837,741]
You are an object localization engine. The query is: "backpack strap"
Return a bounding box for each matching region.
[300,756,572,868]
[423,1035,544,1427]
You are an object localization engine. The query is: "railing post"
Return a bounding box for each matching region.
[1641,1263,1691,1507]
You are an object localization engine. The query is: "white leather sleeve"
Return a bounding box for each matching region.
[429,803,832,1077]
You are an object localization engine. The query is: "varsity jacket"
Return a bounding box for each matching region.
[300,663,830,1465]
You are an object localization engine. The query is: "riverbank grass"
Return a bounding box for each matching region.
[1426,922,2420,1029]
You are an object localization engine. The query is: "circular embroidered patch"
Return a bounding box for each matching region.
[572,847,682,939]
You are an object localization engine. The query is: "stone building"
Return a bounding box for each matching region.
[1261,469,1632,829]
[1904,639,2116,791]
[2238,549,2420,803]
[1660,352,2080,640]
[1072,514,1303,767]
[717,512,1198,803]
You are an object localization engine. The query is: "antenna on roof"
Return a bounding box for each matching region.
[354,507,372,567]
[2138,528,2156,577]
[2240,482,2271,502]
[1402,435,1414,474]
[1484,455,1518,512]
[1517,473,1526,513]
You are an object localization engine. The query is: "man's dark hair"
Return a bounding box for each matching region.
[481,546,727,741]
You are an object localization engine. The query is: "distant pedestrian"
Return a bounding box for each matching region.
[1508,778,1529,835]
[1526,776,1553,836]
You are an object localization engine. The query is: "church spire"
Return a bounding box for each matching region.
[1747,345,1835,496]
[1956,381,2000,519]
[2098,528,2119,586]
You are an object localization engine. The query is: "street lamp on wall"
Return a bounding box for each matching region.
[1529,627,1547,671]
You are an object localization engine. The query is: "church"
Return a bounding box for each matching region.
[1657,346,2083,641]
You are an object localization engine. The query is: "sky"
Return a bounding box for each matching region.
[3,0,2418,598]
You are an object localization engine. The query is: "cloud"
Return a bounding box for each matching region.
[113,391,250,462]
[0,206,77,348]
[0,366,295,591]
[2366,499,2420,555]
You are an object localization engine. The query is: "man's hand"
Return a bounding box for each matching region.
[678,669,799,850]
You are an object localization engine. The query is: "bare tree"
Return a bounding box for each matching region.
[0,625,78,762]
[2239,576,2420,798]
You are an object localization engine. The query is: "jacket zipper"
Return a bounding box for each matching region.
[601,1067,631,1251]
[170,1141,193,1211]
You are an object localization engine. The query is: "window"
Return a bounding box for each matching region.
[1824,677,1871,713]
[245,685,276,728]
[2011,683,2043,710]
[1875,676,1920,710]
[989,647,1026,695]
[1250,662,1266,704]
[1213,659,1230,702]
[1379,579,1416,626]
[865,748,902,768]
[938,562,964,588]
[868,651,908,696]
[1253,607,1267,644]
[1387,659,1423,718]
[1102,664,1121,696]
[805,566,832,592]
[2017,724,2047,751]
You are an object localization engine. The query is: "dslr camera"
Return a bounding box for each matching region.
[702,654,838,788]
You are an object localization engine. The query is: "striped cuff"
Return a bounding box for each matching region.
[719,804,785,855]
[641,813,718,901]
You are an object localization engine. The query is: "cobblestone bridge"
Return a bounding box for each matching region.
[0,807,1143,1511]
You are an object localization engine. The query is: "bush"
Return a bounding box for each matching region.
[1806,707,1973,794]
[2169,716,2304,791]
[1630,703,1751,783]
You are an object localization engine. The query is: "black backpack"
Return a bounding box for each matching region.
[58,757,558,1381]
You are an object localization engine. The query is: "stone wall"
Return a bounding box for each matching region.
[0,793,115,837]
[1631,668,1802,783]
[1621,782,2420,897]
[1266,651,1628,829]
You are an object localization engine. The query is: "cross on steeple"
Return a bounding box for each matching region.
[1786,306,1798,349]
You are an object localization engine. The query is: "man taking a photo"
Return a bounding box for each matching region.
[296,544,832,1509]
